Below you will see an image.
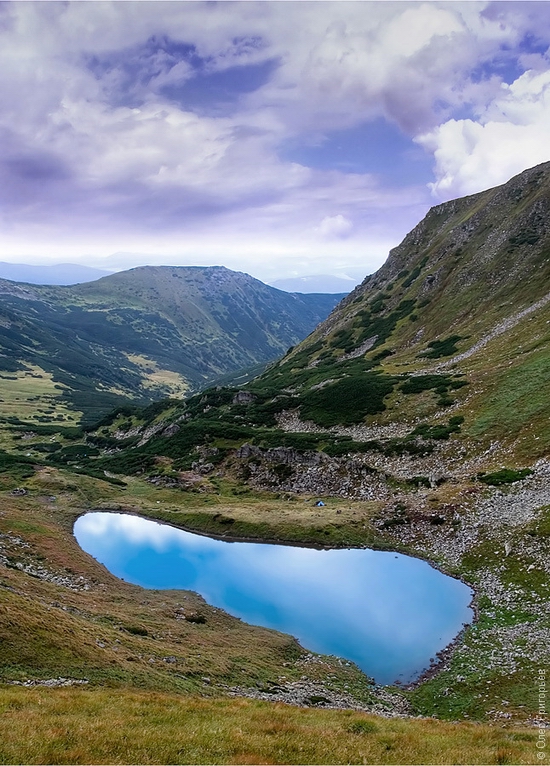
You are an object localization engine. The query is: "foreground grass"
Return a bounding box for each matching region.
[0,686,538,765]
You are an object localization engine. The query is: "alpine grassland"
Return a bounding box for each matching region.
[0,687,537,765]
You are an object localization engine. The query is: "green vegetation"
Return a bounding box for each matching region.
[299,373,399,426]
[411,416,464,441]
[508,228,540,249]
[477,468,533,485]
[0,267,342,424]
[399,374,468,407]
[468,351,550,455]
[401,256,429,288]
[424,335,463,359]
[0,449,35,483]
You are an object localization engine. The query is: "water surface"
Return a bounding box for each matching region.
[74,511,473,684]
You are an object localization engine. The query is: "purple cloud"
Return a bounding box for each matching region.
[0,1,549,282]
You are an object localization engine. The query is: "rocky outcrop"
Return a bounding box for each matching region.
[234,443,388,499]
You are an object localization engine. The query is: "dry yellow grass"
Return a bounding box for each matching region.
[0,686,538,765]
[125,353,189,397]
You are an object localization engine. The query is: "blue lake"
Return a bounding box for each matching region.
[74,512,473,685]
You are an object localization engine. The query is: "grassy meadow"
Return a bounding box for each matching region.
[0,687,538,765]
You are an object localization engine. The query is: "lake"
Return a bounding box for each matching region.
[74,511,473,685]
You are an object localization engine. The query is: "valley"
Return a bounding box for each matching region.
[0,266,343,425]
[1,162,550,764]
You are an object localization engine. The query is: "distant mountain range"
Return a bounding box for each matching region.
[0,262,111,285]
[0,262,364,295]
[0,265,345,424]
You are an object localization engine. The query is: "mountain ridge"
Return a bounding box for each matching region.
[0,265,345,424]
[83,161,550,486]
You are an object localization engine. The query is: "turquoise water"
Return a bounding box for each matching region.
[74,511,473,684]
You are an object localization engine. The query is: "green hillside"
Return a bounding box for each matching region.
[0,266,343,425]
[81,162,550,475]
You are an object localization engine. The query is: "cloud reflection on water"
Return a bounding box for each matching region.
[74,512,473,684]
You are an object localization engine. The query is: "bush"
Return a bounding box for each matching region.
[424,335,463,359]
[124,626,148,636]
[400,374,468,403]
[412,416,464,441]
[477,468,533,485]
[508,230,540,249]
[299,372,399,427]
[185,613,206,624]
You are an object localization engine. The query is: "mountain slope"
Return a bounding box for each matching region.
[83,162,550,469]
[249,160,550,462]
[0,265,344,424]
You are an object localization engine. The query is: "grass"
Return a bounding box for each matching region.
[124,353,189,398]
[477,468,533,485]
[0,686,538,765]
[0,365,80,425]
[467,349,550,457]
[0,470,387,703]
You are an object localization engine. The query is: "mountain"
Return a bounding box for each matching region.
[0,265,345,424]
[0,262,111,285]
[270,274,359,294]
[88,161,550,475]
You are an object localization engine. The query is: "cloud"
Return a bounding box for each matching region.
[1,2,550,279]
[418,67,550,198]
[317,214,353,239]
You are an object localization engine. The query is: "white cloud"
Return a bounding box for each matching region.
[418,68,550,198]
[0,1,550,278]
[317,214,353,239]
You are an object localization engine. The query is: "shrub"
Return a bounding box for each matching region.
[477,468,533,485]
[412,416,464,441]
[508,230,540,249]
[299,372,399,427]
[124,626,148,636]
[185,613,206,624]
[424,335,463,359]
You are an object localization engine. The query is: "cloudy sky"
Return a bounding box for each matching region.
[2,1,550,284]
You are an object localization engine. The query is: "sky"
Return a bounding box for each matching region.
[2,1,550,284]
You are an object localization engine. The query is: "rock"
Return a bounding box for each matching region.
[162,423,180,438]
[232,391,256,405]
